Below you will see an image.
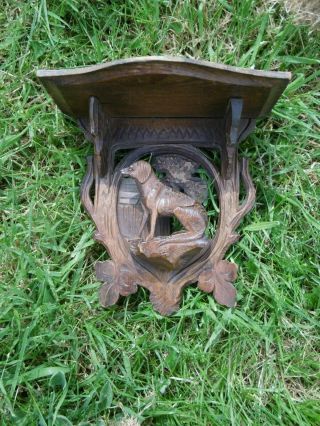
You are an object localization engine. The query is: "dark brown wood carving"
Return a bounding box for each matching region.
[37,57,290,315]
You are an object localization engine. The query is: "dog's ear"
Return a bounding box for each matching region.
[137,161,152,183]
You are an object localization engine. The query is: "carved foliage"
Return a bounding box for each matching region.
[81,143,255,314]
[198,261,238,307]
[80,98,256,315]
[152,154,208,203]
[96,260,138,307]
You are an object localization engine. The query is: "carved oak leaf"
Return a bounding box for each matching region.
[96,261,138,307]
[117,266,138,297]
[96,260,120,307]
[99,282,120,307]
[95,260,115,283]
[198,260,238,308]
[149,290,180,316]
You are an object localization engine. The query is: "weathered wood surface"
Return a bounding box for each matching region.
[37,57,290,315]
[37,56,290,120]
[78,97,258,314]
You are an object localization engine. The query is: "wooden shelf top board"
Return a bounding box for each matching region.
[37,56,291,121]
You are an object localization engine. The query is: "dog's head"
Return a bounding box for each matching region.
[121,160,152,183]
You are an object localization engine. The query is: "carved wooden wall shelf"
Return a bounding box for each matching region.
[37,57,290,315]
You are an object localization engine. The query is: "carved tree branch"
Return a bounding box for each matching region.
[210,157,255,263]
[197,154,256,308]
[240,157,256,210]
[80,156,94,218]
[232,158,256,228]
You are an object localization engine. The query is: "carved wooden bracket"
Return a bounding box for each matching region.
[37,57,290,315]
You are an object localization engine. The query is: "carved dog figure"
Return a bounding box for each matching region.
[121,160,208,242]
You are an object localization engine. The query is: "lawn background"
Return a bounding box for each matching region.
[0,1,319,425]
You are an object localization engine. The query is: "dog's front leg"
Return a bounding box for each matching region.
[146,209,157,241]
[138,202,149,237]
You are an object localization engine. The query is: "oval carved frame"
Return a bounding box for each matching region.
[81,140,255,315]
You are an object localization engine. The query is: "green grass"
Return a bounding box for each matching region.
[1,0,319,425]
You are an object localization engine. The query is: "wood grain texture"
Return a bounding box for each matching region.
[38,57,290,315]
[78,96,257,314]
[37,56,290,122]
